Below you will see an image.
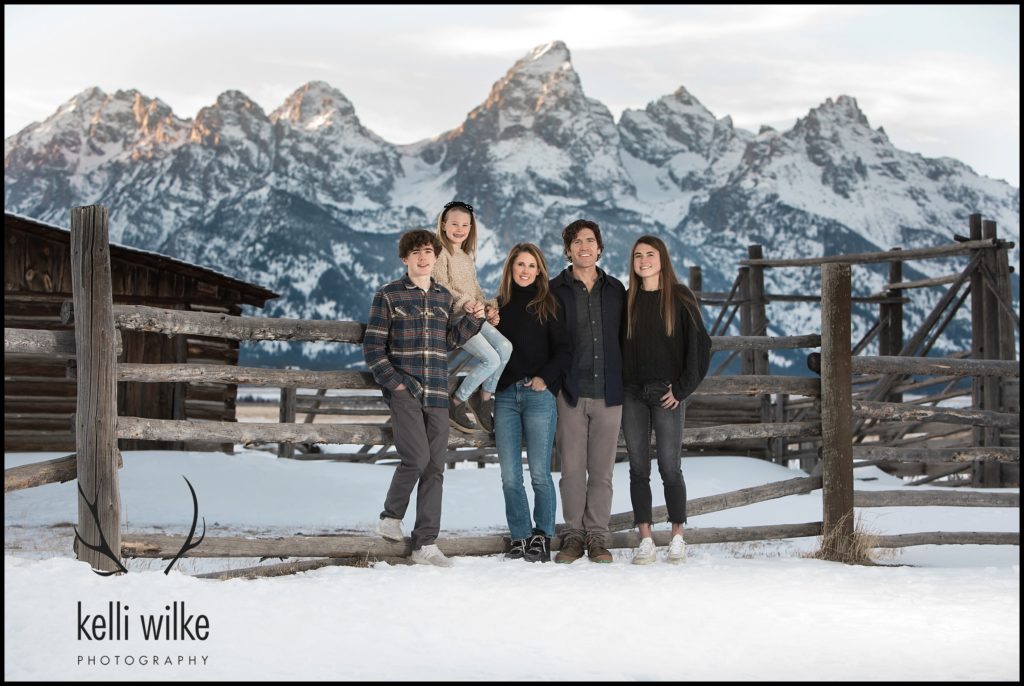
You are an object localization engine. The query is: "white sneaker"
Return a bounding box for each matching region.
[667,534,686,564]
[375,517,404,542]
[632,537,657,565]
[410,544,454,567]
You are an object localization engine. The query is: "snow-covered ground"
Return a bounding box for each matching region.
[4,449,1019,680]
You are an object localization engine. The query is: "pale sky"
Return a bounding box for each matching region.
[4,5,1020,186]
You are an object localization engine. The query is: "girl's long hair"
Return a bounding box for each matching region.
[626,235,699,339]
[436,202,477,255]
[498,243,557,325]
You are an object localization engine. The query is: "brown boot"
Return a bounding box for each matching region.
[554,530,586,564]
[586,532,613,563]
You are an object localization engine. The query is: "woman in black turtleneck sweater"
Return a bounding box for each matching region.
[623,235,711,566]
[493,243,572,563]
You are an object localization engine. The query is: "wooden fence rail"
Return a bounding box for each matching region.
[870,532,1020,547]
[5,327,122,356]
[93,365,825,397]
[4,452,124,493]
[850,356,1019,378]
[122,523,829,559]
[115,416,824,447]
[852,400,1019,429]
[851,446,1018,462]
[740,238,999,267]
[109,304,366,343]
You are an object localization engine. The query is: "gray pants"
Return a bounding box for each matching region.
[380,389,450,550]
[555,392,623,535]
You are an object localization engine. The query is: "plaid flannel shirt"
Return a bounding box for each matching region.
[363,275,484,408]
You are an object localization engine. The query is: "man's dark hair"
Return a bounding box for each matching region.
[561,219,603,260]
[399,229,442,259]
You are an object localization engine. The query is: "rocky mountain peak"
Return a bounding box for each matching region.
[211,89,264,114]
[52,86,107,116]
[516,40,572,76]
[799,94,872,131]
[618,84,741,166]
[189,91,270,147]
[270,81,358,131]
[669,85,704,108]
[478,40,583,122]
[29,86,110,132]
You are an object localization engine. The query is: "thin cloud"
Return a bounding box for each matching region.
[425,5,868,55]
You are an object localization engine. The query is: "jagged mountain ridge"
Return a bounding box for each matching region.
[5,41,1019,370]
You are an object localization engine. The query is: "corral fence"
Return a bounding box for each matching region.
[271,218,1019,490]
[3,205,1019,575]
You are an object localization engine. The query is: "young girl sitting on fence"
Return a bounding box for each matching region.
[431,201,512,434]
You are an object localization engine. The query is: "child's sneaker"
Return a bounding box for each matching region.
[449,395,480,433]
[468,393,495,433]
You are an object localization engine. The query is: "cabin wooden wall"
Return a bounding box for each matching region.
[5,222,242,453]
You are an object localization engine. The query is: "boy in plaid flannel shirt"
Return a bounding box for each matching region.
[363,229,485,566]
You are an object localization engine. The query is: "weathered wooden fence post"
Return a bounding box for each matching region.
[974,220,1004,486]
[70,205,123,573]
[993,222,1018,421]
[820,263,854,561]
[879,247,904,403]
[968,214,985,450]
[981,220,1002,448]
[279,385,297,458]
[746,246,769,373]
[739,266,752,369]
[747,246,772,459]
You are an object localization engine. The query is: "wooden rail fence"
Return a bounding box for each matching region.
[3,205,1018,575]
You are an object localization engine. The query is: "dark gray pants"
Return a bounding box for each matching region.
[622,382,687,526]
[380,390,450,550]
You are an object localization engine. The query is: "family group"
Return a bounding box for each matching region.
[362,201,711,567]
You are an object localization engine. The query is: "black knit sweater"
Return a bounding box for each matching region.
[495,281,572,394]
[623,285,712,402]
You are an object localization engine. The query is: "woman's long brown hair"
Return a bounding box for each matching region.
[498,243,557,325]
[626,235,699,338]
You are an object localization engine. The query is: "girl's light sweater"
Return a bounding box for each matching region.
[432,244,497,312]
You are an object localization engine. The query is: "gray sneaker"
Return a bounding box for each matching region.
[449,396,480,434]
[375,517,404,542]
[410,544,454,567]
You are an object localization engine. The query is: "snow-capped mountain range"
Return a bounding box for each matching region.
[5,41,1019,370]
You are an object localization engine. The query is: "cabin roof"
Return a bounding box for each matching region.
[5,211,279,308]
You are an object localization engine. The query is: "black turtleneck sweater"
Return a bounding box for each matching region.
[495,281,573,394]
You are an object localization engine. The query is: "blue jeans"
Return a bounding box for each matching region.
[622,381,687,526]
[454,322,513,400]
[494,381,558,540]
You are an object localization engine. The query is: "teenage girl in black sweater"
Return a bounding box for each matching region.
[622,235,711,564]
